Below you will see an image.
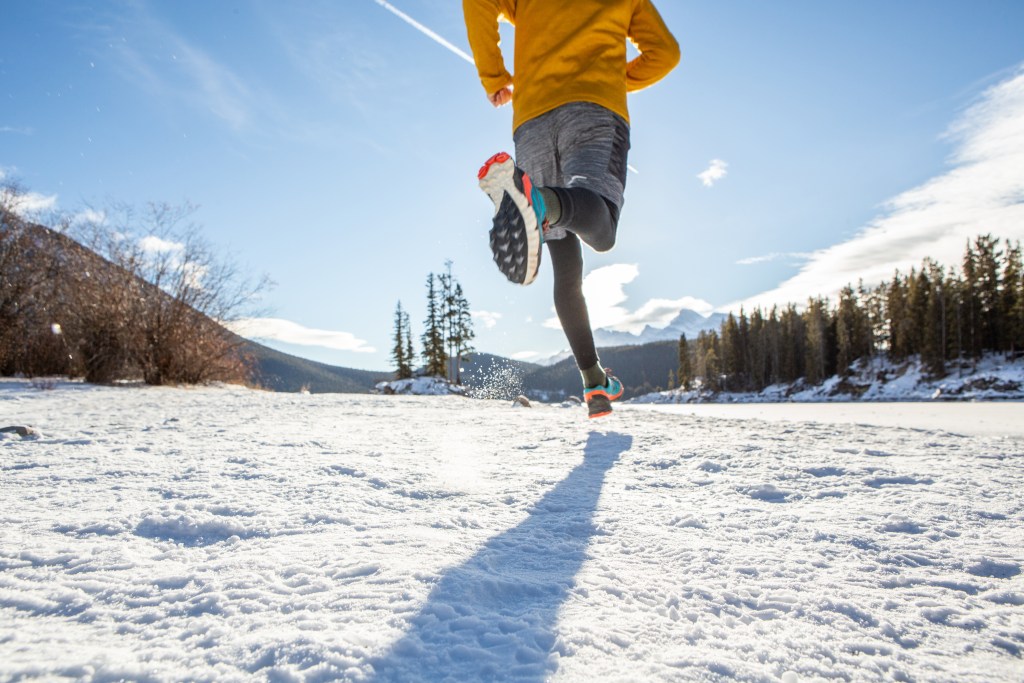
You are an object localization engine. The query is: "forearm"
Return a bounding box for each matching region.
[626,0,680,92]
[463,0,513,95]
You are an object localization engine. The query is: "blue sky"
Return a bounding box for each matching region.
[4,0,1024,371]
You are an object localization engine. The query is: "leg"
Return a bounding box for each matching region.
[544,187,620,253]
[547,234,599,372]
[543,103,630,252]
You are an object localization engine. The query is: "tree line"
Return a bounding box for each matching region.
[392,260,475,384]
[677,235,1024,393]
[1,183,265,385]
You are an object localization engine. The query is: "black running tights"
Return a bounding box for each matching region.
[547,188,621,371]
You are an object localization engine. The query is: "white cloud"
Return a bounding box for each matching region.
[561,263,638,331]
[174,42,254,130]
[544,263,714,335]
[736,251,814,266]
[698,159,728,187]
[0,126,34,135]
[101,6,257,131]
[71,208,107,226]
[0,167,56,215]
[5,190,58,215]
[139,235,184,254]
[472,310,502,329]
[733,64,1024,312]
[227,317,376,353]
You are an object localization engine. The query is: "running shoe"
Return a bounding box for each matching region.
[584,371,624,419]
[477,152,545,286]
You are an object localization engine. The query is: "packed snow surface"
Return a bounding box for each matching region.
[1,380,1023,682]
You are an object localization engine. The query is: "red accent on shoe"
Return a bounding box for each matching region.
[521,172,534,207]
[478,151,512,180]
[588,409,613,419]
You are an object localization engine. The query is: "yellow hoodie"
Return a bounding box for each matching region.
[463,0,680,131]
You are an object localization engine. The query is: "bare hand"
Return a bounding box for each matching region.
[488,86,512,108]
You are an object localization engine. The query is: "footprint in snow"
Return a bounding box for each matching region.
[966,558,1021,579]
[746,484,794,502]
[864,475,934,488]
[805,466,846,477]
[880,518,926,534]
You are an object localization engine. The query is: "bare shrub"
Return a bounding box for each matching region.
[2,183,270,386]
[67,201,271,386]
[0,183,67,376]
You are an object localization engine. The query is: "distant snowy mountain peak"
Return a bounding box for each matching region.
[594,308,726,347]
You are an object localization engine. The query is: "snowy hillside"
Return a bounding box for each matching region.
[636,354,1024,405]
[1,380,1023,681]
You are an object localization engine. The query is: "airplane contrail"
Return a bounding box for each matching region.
[372,0,475,66]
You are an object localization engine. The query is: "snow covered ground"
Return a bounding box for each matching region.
[2,380,1022,682]
[634,402,1024,439]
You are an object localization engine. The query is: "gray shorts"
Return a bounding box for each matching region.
[513,102,630,240]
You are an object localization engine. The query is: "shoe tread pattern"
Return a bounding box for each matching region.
[489,194,531,284]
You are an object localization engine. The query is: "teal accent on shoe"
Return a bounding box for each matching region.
[530,186,547,244]
[583,374,624,402]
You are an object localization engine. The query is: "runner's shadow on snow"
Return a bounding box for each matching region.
[367,431,632,682]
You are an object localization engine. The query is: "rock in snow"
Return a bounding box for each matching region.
[0,425,38,438]
[0,378,1022,682]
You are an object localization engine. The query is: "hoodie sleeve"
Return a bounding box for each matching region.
[625,0,680,92]
[463,0,515,95]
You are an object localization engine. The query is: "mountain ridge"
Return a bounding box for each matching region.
[593,308,727,347]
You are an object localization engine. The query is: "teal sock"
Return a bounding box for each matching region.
[538,187,562,225]
[581,363,606,389]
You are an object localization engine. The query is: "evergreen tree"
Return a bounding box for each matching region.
[748,307,767,391]
[391,301,413,379]
[403,309,415,376]
[765,306,782,385]
[439,261,456,382]
[860,280,882,365]
[779,304,805,383]
[738,309,752,391]
[947,268,967,371]
[803,298,830,385]
[721,313,741,391]
[835,286,860,376]
[973,235,1002,351]
[704,345,721,392]
[921,260,947,377]
[421,273,446,377]
[694,330,722,391]
[887,273,910,360]
[961,240,982,359]
[451,281,475,384]
[677,333,692,391]
[906,267,927,357]
[1002,240,1024,356]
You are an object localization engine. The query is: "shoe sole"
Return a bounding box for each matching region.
[587,394,613,419]
[585,376,623,418]
[478,154,542,286]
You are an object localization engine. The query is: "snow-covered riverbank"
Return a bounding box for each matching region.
[2,380,1022,681]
